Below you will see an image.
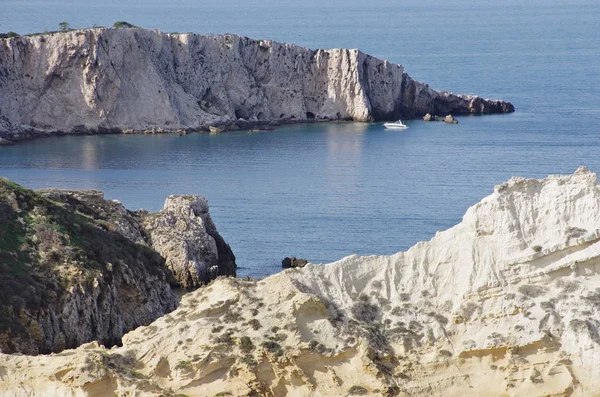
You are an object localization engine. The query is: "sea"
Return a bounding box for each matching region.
[1,0,599,277]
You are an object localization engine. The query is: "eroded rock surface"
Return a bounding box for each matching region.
[6,169,600,395]
[0,28,513,142]
[143,195,236,288]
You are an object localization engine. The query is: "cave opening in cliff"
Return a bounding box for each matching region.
[306,112,316,120]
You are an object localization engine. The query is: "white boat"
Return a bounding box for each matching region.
[383,120,408,129]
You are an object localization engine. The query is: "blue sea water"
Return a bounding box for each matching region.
[1,0,599,277]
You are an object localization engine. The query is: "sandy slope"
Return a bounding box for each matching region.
[2,167,600,396]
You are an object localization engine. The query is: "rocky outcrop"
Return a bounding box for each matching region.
[0,180,177,355]
[0,181,235,354]
[143,195,236,289]
[41,190,236,289]
[0,28,514,142]
[282,256,308,269]
[3,168,600,395]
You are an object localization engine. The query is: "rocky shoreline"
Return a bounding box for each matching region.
[0,28,514,145]
[0,118,332,145]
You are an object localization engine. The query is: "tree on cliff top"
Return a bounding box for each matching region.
[58,22,70,32]
[113,21,138,29]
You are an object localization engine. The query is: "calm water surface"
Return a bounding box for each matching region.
[1,0,599,277]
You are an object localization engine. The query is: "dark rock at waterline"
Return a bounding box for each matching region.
[423,113,459,124]
[282,257,308,269]
[444,114,458,124]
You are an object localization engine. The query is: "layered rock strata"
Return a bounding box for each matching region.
[2,168,600,395]
[0,28,514,142]
[0,182,234,354]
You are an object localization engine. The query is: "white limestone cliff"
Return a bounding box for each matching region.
[3,168,599,396]
[0,28,513,142]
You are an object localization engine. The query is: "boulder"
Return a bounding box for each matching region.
[208,126,225,134]
[443,114,458,124]
[282,256,308,269]
[423,113,433,122]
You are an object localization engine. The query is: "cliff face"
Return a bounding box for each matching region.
[0,182,235,355]
[0,28,513,141]
[2,168,600,396]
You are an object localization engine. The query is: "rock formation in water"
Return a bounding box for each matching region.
[0,28,514,142]
[0,181,235,354]
[2,168,600,396]
[143,195,236,289]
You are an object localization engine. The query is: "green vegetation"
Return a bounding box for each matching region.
[248,319,261,330]
[518,284,546,298]
[348,385,368,395]
[58,22,70,32]
[240,353,257,367]
[113,21,138,29]
[175,360,192,370]
[262,341,284,357]
[0,32,19,39]
[350,293,379,322]
[0,179,169,354]
[239,336,254,352]
[223,311,243,323]
[215,331,235,346]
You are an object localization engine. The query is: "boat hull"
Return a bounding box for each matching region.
[383,123,408,129]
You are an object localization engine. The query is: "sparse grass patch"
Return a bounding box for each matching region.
[175,360,192,370]
[348,385,368,395]
[351,294,379,323]
[240,353,257,367]
[262,341,284,357]
[518,284,546,298]
[223,311,243,323]
[239,336,254,352]
[215,332,235,346]
[566,227,587,239]
[248,319,261,330]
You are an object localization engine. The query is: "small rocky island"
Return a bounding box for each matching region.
[2,168,600,396]
[0,28,513,143]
